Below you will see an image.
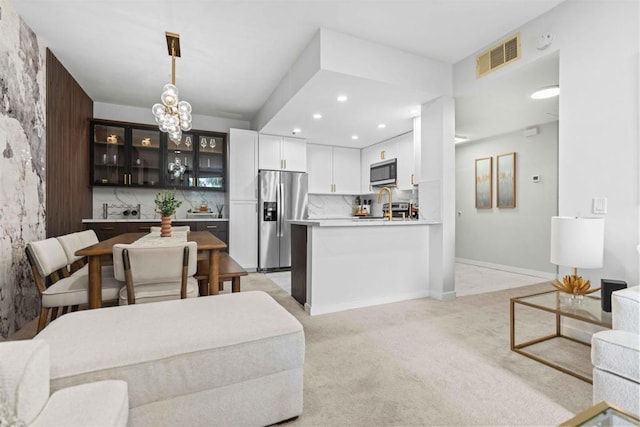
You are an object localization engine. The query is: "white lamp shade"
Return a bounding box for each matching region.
[550,216,604,269]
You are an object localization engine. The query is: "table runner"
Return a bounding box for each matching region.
[129,231,188,246]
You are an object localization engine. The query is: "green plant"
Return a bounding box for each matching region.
[155,190,182,217]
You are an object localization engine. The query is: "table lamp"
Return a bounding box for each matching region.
[550,216,604,295]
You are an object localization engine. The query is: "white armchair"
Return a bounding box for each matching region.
[0,340,128,426]
[591,286,640,416]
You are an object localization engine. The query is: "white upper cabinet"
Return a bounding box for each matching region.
[258,134,282,171]
[332,147,361,195]
[282,137,307,172]
[395,132,416,190]
[307,144,360,195]
[360,144,379,193]
[258,134,307,172]
[360,131,417,192]
[307,144,333,193]
[229,129,258,201]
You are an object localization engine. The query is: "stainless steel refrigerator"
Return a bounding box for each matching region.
[258,170,308,271]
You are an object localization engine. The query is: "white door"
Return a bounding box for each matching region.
[307,144,333,194]
[258,134,283,170]
[229,129,258,200]
[229,200,258,269]
[332,147,361,195]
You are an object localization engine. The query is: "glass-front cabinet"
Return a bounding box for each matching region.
[197,134,225,189]
[92,122,162,187]
[91,120,226,191]
[92,123,127,185]
[131,128,162,186]
[166,133,195,188]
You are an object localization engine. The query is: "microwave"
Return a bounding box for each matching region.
[370,158,397,187]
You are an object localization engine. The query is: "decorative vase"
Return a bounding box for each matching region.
[160,216,172,237]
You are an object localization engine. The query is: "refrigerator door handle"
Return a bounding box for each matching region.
[279,182,285,237]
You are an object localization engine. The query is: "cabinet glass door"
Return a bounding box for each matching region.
[166,133,194,188]
[197,135,224,189]
[131,128,161,186]
[93,124,125,185]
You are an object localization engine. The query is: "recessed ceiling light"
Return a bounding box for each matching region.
[531,85,559,99]
[454,135,469,143]
[293,128,301,133]
[410,108,420,116]
[377,124,386,129]
[337,95,348,102]
[313,113,322,119]
[351,135,359,140]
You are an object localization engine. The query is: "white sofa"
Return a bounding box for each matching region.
[35,291,305,426]
[0,340,128,426]
[591,286,640,415]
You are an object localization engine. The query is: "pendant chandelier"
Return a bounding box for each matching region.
[152,32,192,143]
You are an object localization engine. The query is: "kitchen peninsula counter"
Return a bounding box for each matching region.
[289,219,438,315]
[290,218,438,227]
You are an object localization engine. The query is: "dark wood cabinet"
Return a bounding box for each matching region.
[91,122,163,188]
[290,224,307,305]
[91,119,227,191]
[84,221,228,249]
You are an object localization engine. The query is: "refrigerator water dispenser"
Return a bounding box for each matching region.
[264,202,277,221]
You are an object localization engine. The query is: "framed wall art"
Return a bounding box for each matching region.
[475,157,492,209]
[497,152,516,208]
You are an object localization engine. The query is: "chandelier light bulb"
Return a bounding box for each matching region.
[178,101,192,114]
[152,103,166,117]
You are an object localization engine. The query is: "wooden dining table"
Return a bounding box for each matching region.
[75,231,227,308]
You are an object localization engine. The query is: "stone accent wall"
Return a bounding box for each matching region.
[0,0,46,338]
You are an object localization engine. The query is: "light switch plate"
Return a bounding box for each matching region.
[592,197,607,214]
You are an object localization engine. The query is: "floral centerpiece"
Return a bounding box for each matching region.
[154,190,182,237]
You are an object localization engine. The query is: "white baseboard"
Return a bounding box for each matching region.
[455,258,556,280]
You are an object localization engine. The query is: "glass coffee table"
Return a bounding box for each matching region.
[560,401,639,426]
[510,289,612,383]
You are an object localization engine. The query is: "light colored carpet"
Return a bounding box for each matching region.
[242,274,591,426]
[12,275,592,425]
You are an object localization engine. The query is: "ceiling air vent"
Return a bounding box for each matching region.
[476,33,521,78]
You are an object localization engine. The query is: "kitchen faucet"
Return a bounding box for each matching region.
[377,186,393,221]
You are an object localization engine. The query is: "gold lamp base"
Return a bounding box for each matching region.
[551,274,600,295]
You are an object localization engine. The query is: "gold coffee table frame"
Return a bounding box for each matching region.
[560,401,640,426]
[510,289,612,383]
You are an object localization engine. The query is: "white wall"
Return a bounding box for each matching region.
[455,122,558,276]
[454,0,639,286]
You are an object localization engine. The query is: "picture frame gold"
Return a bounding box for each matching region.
[475,157,492,209]
[497,152,516,208]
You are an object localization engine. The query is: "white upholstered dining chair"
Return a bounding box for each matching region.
[112,241,199,305]
[26,238,122,331]
[56,230,115,278]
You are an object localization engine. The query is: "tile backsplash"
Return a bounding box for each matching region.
[308,188,418,219]
[92,187,226,219]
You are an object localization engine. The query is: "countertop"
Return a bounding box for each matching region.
[83,218,228,223]
[289,218,439,227]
